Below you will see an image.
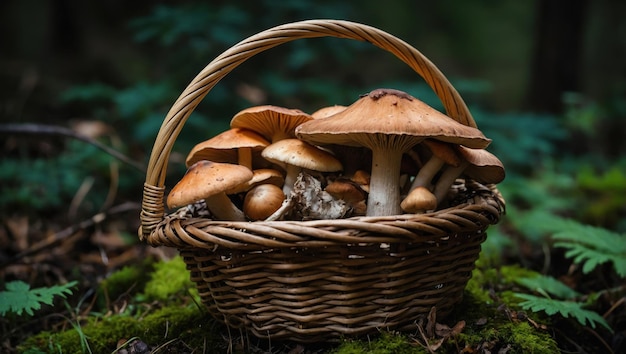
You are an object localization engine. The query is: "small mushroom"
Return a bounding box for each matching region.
[350,169,371,193]
[167,161,253,221]
[432,147,505,204]
[401,186,438,214]
[185,128,270,169]
[230,105,314,143]
[410,139,461,192]
[225,168,284,195]
[243,184,285,221]
[296,88,490,216]
[325,179,367,217]
[261,138,343,195]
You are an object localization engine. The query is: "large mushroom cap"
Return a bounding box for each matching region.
[295,88,491,149]
[167,161,253,209]
[230,105,314,143]
[185,128,270,167]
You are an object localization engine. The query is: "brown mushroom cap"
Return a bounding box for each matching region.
[243,184,285,221]
[230,105,314,143]
[295,88,491,149]
[311,105,347,119]
[457,146,505,184]
[261,139,343,172]
[167,161,253,209]
[401,186,438,213]
[226,168,284,194]
[325,179,366,204]
[185,128,270,168]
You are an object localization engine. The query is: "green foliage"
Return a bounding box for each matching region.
[472,109,567,172]
[514,294,610,331]
[552,224,626,278]
[0,280,77,316]
[514,275,581,299]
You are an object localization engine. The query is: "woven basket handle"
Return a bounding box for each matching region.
[140,19,476,240]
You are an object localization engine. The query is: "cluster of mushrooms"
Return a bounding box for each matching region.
[166,88,505,221]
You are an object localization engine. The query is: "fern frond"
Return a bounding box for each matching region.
[514,293,611,331]
[552,222,626,277]
[514,275,580,300]
[0,280,78,316]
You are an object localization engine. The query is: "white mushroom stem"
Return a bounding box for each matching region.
[367,147,403,216]
[204,193,246,221]
[433,160,470,204]
[281,164,301,195]
[410,155,445,191]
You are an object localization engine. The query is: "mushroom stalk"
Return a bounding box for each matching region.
[410,155,445,191]
[237,147,253,169]
[367,147,403,216]
[205,193,246,221]
[433,160,470,204]
[282,164,301,195]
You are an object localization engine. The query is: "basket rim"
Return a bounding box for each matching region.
[145,179,504,250]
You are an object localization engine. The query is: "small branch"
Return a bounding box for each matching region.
[0,123,145,173]
[0,201,141,268]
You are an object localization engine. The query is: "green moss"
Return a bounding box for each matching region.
[19,304,220,353]
[143,255,196,302]
[333,332,426,354]
[97,258,154,308]
[442,264,559,353]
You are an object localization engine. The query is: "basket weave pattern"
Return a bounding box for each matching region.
[140,20,505,341]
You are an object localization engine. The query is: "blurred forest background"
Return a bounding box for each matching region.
[1,0,625,352]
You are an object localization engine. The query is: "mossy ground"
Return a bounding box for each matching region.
[19,256,560,353]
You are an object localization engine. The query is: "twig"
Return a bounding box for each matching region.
[0,201,141,268]
[0,123,145,173]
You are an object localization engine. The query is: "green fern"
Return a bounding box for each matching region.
[0,280,78,316]
[552,222,626,277]
[514,274,581,299]
[515,293,611,331]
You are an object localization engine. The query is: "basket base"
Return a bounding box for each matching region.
[180,230,485,342]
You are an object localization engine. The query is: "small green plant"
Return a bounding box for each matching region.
[512,274,611,330]
[0,280,78,316]
[514,293,610,330]
[553,222,626,277]
[509,217,625,331]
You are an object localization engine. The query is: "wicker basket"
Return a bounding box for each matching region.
[139,19,505,342]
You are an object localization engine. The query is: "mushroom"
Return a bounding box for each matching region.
[325,179,367,216]
[401,186,438,214]
[225,168,284,195]
[410,139,461,192]
[296,88,491,216]
[167,161,253,221]
[243,184,285,221]
[230,105,314,143]
[311,105,347,119]
[432,147,505,204]
[261,138,343,195]
[185,128,270,169]
[350,169,371,193]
